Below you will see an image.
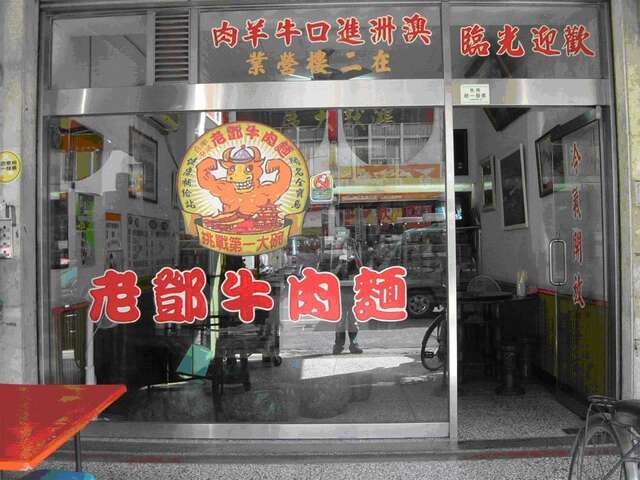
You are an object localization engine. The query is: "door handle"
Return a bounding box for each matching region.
[548,238,567,286]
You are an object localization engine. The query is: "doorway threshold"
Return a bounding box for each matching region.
[50,435,575,465]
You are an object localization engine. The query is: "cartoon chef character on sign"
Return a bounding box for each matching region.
[196,145,292,223]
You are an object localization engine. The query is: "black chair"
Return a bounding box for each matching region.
[460,275,504,377]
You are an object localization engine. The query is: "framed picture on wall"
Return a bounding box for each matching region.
[479,155,495,211]
[128,127,158,203]
[535,129,564,197]
[499,144,528,230]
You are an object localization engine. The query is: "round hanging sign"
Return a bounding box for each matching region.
[0,151,21,184]
[178,121,309,256]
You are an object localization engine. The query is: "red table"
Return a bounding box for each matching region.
[0,384,126,473]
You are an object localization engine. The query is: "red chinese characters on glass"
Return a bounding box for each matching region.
[337,17,365,46]
[563,25,596,57]
[245,124,261,139]
[572,228,583,265]
[496,24,525,58]
[275,141,294,158]
[368,15,397,46]
[221,268,274,324]
[401,13,432,45]
[530,25,561,57]
[262,130,278,147]
[152,267,208,324]
[211,131,226,145]
[242,18,269,48]
[226,125,243,141]
[305,20,332,43]
[571,142,583,174]
[287,267,341,322]
[571,187,582,220]
[353,266,407,322]
[211,20,240,48]
[209,19,596,59]
[275,18,303,47]
[89,270,141,324]
[460,24,491,57]
[572,273,586,309]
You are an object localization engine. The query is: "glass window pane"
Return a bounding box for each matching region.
[51,15,147,89]
[450,5,605,79]
[45,107,450,424]
[199,6,442,82]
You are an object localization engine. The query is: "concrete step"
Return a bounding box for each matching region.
[49,435,576,465]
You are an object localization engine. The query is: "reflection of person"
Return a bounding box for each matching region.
[365,243,376,268]
[330,255,363,355]
[333,291,362,354]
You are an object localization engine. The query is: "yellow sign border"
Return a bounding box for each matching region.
[0,151,22,184]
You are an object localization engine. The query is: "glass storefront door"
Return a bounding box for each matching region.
[44,106,453,434]
[452,106,615,414]
[546,109,614,409]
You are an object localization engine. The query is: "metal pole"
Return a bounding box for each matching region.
[74,433,82,471]
[441,0,459,442]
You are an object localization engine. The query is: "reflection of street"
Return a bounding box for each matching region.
[122,277,446,425]
[253,292,449,423]
[277,285,436,357]
[280,316,434,357]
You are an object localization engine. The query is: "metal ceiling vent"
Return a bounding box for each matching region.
[154,11,190,83]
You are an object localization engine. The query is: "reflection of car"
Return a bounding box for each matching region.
[378,228,447,318]
[282,236,321,275]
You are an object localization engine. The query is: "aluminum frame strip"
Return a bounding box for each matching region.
[37,11,52,384]
[452,79,609,106]
[42,78,609,117]
[83,421,450,440]
[610,0,633,401]
[601,2,622,400]
[39,0,606,13]
[441,3,458,442]
[42,79,446,116]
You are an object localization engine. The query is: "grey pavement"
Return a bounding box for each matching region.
[0,458,569,480]
[4,457,571,480]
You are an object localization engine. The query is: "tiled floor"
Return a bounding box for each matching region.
[458,380,583,440]
[4,456,573,480]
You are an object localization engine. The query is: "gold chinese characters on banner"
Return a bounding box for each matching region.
[178,122,309,256]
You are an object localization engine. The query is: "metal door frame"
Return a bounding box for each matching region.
[37,1,617,442]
